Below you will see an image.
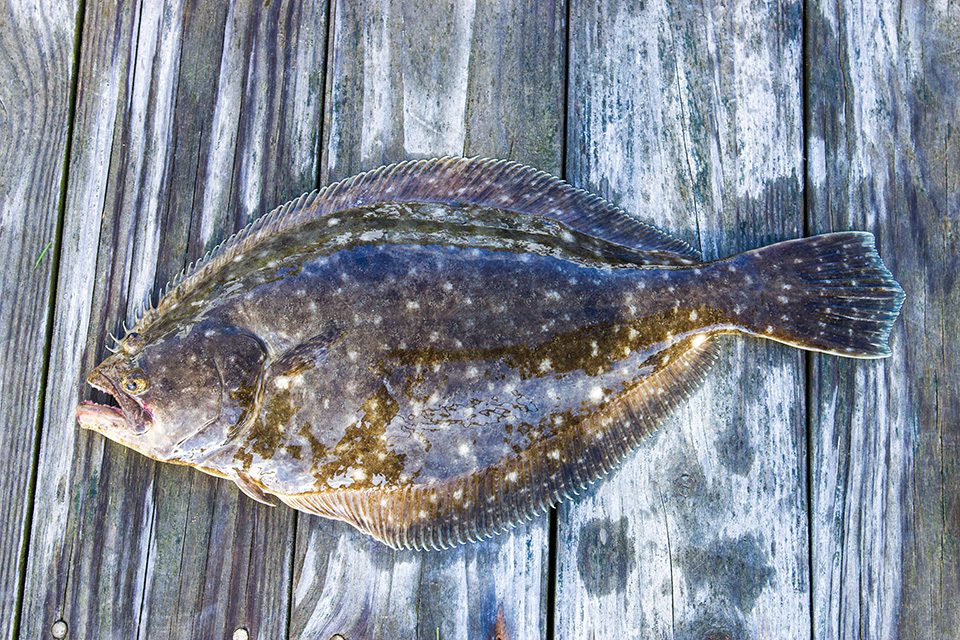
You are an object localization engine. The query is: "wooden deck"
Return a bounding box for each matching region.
[1,1,956,638]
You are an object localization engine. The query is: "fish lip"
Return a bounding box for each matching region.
[83,369,153,434]
[76,400,126,432]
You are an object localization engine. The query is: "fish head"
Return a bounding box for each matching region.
[77,322,267,463]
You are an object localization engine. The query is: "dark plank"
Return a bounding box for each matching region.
[558,1,810,636]
[0,2,78,637]
[20,1,328,638]
[806,1,960,637]
[287,1,566,638]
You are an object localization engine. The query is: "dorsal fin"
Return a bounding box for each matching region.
[133,157,699,334]
[280,334,721,550]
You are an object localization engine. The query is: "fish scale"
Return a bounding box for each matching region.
[77,157,905,550]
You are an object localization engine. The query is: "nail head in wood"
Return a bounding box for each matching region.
[50,620,68,639]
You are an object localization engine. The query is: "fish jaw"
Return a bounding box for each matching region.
[76,400,127,433]
[80,368,153,434]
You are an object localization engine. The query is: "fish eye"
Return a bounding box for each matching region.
[121,331,146,355]
[122,371,149,395]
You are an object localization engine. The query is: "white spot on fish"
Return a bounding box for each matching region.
[327,217,340,226]
[690,310,699,321]
[589,386,604,402]
[506,471,518,482]
[406,301,420,310]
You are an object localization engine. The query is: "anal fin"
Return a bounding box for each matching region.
[278,335,723,550]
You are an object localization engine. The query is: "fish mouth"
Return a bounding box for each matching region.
[76,400,127,433]
[77,370,153,434]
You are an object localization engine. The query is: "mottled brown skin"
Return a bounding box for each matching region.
[77,160,903,549]
[86,205,722,480]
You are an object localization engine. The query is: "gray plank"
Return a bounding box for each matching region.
[288,1,565,638]
[20,1,327,638]
[806,1,960,637]
[558,1,810,637]
[0,1,78,637]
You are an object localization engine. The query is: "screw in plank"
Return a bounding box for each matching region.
[233,628,249,640]
[50,620,68,639]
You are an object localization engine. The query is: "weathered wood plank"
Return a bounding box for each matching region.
[558,1,810,637]
[0,1,78,637]
[806,1,959,637]
[288,1,565,638]
[20,1,327,638]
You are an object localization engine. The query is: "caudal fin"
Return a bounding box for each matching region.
[725,232,904,358]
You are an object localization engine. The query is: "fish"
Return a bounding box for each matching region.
[76,157,905,550]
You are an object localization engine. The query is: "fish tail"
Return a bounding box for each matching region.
[719,232,905,358]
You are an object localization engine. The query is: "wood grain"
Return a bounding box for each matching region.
[806,1,960,637]
[288,1,566,638]
[19,1,327,638]
[4,1,958,638]
[0,1,78,637]
[558,1,810,637]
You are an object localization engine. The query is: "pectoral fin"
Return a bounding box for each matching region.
[270,325,341,378]
[234,470,277,507]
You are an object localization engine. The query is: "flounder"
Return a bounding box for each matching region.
[77,157,905,550]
